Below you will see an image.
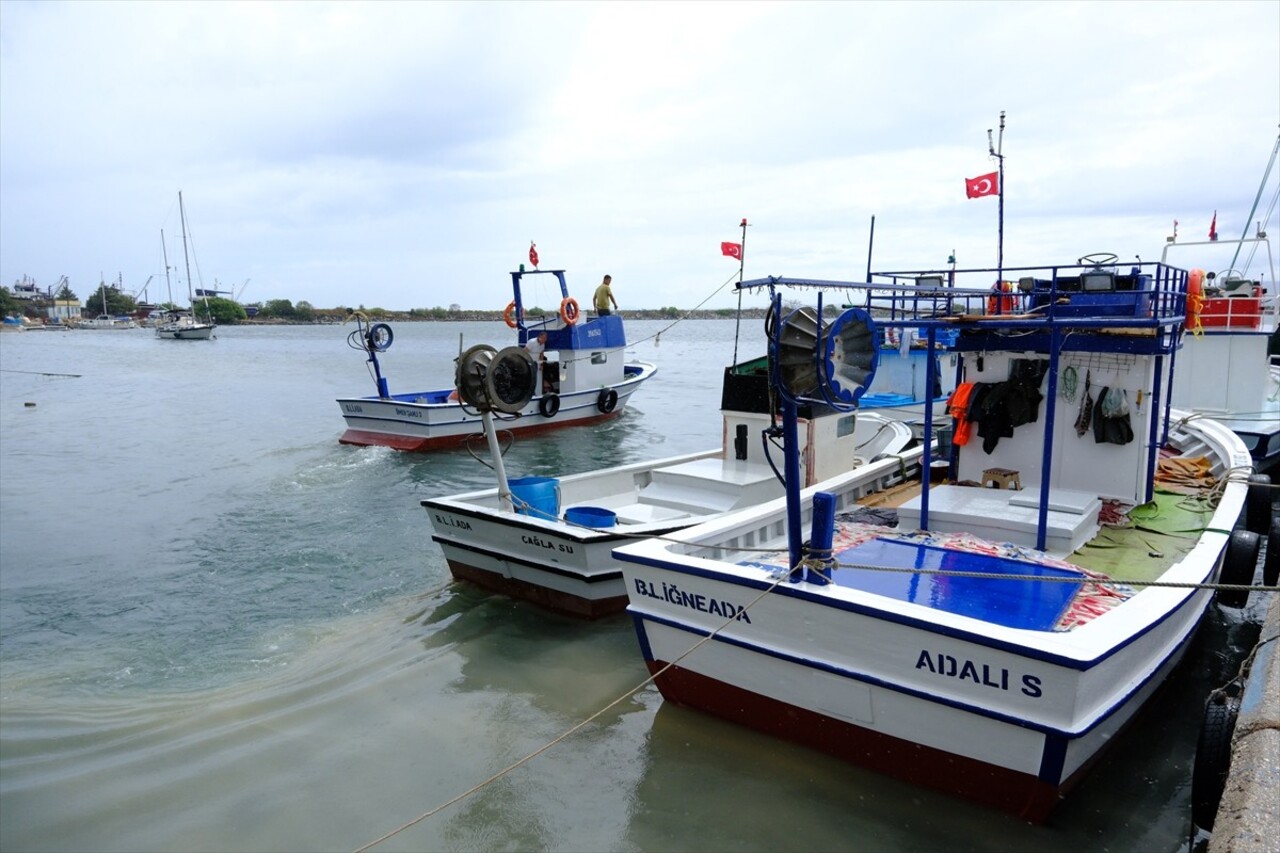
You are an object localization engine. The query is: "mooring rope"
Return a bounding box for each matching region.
[353,558,793,853]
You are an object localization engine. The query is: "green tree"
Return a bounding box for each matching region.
[55,282,77,301]
[294,300,316,322]
[201,297,247,324]
[260,299,295,319]
[85,284,137,316]
[0,287,20,317]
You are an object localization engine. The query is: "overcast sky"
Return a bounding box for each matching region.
[2,0,1277,312]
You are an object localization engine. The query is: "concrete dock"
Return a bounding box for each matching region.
[1208,591,1279,853]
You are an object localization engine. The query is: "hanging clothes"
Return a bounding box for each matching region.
[1092,386,1135,445]
[947,382,977,446]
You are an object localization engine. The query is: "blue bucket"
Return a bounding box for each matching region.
[565,506,617,528]
[509,476,560,520]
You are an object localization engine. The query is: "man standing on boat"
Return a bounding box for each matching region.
[594,275,617,316]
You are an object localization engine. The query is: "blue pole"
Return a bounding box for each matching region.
[782,395,804,580]
[809,491,836,583]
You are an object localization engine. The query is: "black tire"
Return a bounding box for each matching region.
[1245,474,1271,534]
[1216,529,1260,609]
[597,388,619,414]
[1265,518,1279,587]
[538,393,560,418]
[367,323,394,352]
[1191,693,1239,831]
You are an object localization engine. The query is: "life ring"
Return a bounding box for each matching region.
[597,388,618,413]
[1215,529,1260,609]
[560,297,580,326]
[1191,692,1240,831]
[1186,268,1205,331]
[503,301,518,329]
[538,393,560,418]
[986,281,1016,315]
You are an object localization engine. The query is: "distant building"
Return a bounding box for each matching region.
[48,300,82,322]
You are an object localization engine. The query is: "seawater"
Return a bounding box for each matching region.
[0,321,1262,852]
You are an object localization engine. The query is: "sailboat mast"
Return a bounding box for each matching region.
[161,229,174,305]
[179,192,195,310]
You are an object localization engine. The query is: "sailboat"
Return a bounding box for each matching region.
[155,192,216,341]
[80,275,138,329]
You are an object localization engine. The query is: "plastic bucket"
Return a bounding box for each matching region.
[565,506,617,528]
[509,476,560,520]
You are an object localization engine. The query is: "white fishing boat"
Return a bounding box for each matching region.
[337,268,657,452]
[80,314,138,330]
[423,359,918,618]
[1163,232,1278,472]
[614,256,1268,821]
[155,194,217,341]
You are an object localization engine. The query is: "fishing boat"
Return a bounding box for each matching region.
[155,194,216,341]
[1162,232,1278,472]
[336,268,657,452]
[423,360,919,618]
[614,256,1267,821]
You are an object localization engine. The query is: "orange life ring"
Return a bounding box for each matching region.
[503,301,518,329]
[560,297,580,326]
[986,281,1016,315]
[1185,268,1205,332]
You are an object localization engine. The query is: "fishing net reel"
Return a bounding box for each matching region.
[768,301,878,411]
[455,344,538,414]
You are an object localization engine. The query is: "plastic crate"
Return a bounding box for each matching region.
[1199,297,1261,328]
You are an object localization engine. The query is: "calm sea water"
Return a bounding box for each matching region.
[0,320,1264,853]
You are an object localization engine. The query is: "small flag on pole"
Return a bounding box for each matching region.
[1208,212,1217,241]
[721,242,743,260]
[529,242,539,267]
[965,172,999,199]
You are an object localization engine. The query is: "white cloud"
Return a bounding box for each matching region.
[2,0,1277,311]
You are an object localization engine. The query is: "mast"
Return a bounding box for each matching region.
[731,217,749,366]
[179,192,195,312]
[161,229,174,306]
[987,111,1006,280]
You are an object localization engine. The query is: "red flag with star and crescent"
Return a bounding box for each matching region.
[529,242,539,267]
[721,242,743,260]
[965,172,999,199]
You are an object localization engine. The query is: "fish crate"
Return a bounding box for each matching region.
[1199,296,1262,328]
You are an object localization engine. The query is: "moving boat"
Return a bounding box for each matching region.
[337,268,657,452]
[614,256,1265,821]
[423,360,919,618]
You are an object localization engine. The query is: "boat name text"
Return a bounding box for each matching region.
[394,407,424,419]
[432,513,472,531]
[343,403,364,413]
[914,650,1042,698]
[522,534,574,553]
[632,579,752,623]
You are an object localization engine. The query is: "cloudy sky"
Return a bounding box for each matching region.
[2,1,1277,312]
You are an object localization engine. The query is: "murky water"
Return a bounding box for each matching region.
[0,320,1265,852]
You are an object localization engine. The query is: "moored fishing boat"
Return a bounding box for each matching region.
[1163,231,1278,472]
[423,357,919,618]
[614,256,1266,821]
[336,267,656,452]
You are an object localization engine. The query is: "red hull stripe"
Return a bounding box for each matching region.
[338,410,621,452]
[645,659,1065,822]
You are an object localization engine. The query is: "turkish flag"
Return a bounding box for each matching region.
[1208,212,1217,241]
[529,242,539,267]
[965,172,999,199]
[721,242,742,260]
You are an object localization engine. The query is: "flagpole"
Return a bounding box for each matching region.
[988,111,1006,281]
[865,215,875,282]
[732,218,749,366]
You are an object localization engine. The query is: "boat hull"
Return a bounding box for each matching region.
[156,324,215,340]
[615,415,1250,819]
[338,362,657,451]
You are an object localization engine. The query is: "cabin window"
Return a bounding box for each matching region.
[591,352,608,365]
[837,415,856,437]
